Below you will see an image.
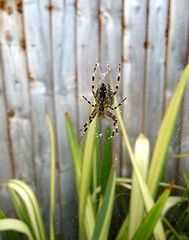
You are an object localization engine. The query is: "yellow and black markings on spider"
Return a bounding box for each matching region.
[80,64,126,141]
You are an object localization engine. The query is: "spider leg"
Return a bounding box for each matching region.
[80,109,97,140]
[82,96,96,107]
[104,110,118,141]
[109,97,126,110]
[114,64,121,95]
[92,64,97,96]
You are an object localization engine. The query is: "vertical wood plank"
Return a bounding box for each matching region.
[51,0,78,237]
[0,46,13,217]
[23,0,55,231]
[0,63,11,180]
[165,0,189,183]
[122,0,147,175]
[180,66,189,184]
[100,0,122,68]
[144,0,169,151]
[76,0,99,136]
[99,0,123,174]
[0,0,34,183]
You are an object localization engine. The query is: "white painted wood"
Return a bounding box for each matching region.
[51,0,78,236]
[0,1,34,183]
[180,74,189,185]
[0,40,11,180]
[165,0,189,107]
[99,0,123,173]
[122,0,148,176]
[0,41,13,217]
[165,0,189,183]
[0,0,34,219]
[24,0,52,88]
[76,0,99,137]
[144,0,169,151]
[100,0,122,69]
[23,0,54,232]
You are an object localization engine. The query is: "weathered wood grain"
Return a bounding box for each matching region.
[0,63,11,179]
[165,0,189,183]
[23,0,55,232]
[51,0,78,237]
[99,0,123,174]
[122,0,148,175]
[144,0,169,152]
[0,0,33,181]
[99,0,122,69]
[180,68,189,185]
[76,0,99,137]
[0,40,13,217]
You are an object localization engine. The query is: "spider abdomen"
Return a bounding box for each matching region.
[99,83,106,99]
[95,83,114,106]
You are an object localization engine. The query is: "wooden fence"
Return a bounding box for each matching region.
[0,0,189,238]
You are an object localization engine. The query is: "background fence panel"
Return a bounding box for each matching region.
[51,0,78,236]
[165,0,189,183]
[24,0,55,231]
[0,0,188,238]
[122,0,148,175]
[76,0,99,137]
[144,0,169,151]
[0,0,33,181]
[99,0,123,172]
[0,0,34,217]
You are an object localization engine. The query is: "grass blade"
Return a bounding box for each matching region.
[84,195,95,239]
[0,210,20,240]
[171,153,189,158]
[8,187,30,224]
[94,120,101,189]
[183,172,189,185]
[108,68,166,240]
[162,196,183,216]
[128,134,150,239]
[132,183,173,240]
[65,111,95,239]
[7,180,47,240]
[0,219,34,240]
[46,106,55,240]
[79,114,97,239]
[101,127,112,194]
[65,109,82,191]
[148,63,189,197]
[92,166,116,240]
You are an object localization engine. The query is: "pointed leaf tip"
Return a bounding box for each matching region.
[64,107,68,115]
[167,180,175,191]
[45,102,48,115]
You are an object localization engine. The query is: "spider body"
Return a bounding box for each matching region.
[80,64,126,140]
[95,83,114,117]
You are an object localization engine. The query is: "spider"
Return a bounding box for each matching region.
[80,64,126,141]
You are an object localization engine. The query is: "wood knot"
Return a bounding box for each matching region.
[7,109,15,118]
[15,0,23,14]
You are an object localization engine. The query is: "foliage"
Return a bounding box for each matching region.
[0,108,55,240]
[65,63,189,240]
[0,63,188,239]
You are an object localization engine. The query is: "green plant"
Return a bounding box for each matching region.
[0,63,188,240]
[0,107,56,240]
[65,63,189,240]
